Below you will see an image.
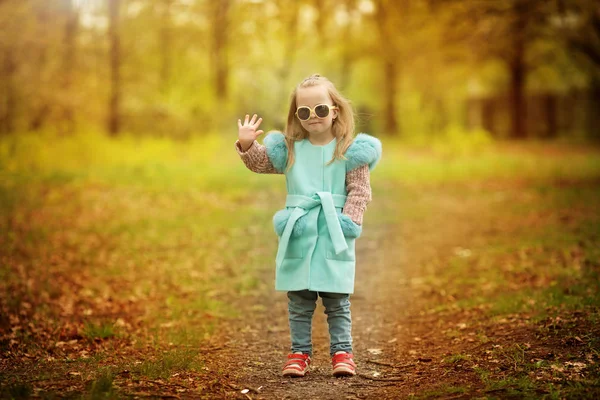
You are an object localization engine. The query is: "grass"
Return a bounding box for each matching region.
[1,132,599,397]
[443,353,470,364]
[0,383,33,400]
[408,384,468,399]
[82,322,117,341]
[494,344,527,372]
[407,174,599,397]
[86,369,115,399]
[133,349,204,379]
[415,182,600,320]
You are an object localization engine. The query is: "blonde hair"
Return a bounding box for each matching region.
[284,74,355,171]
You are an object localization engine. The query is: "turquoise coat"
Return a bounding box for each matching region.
[264,132,382,294]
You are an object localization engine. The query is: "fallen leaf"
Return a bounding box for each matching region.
[454,247,472,257]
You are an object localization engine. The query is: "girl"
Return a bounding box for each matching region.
[235,74,381,378]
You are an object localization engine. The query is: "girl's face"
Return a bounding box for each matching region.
[295,85,338,140]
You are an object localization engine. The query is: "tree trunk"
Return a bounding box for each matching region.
[211,0,230,101]
[159,0,173,94]
[383,58,398,135]
[61,0,78,135]
[0,47,16,135]
[313,0,333,48]
[508,3,527,139]
[277,0,299,108]
[543,93,557,138]
[108,0,121,136]
[374,0,400,136]
[482,98,495,136]
[29,3,50,132]
[589,77,600,140]
[338,0,355,91]
[509,54,526,139]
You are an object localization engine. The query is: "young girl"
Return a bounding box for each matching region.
[234,74,381,377]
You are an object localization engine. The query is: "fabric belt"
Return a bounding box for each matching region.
[276,193,347,268]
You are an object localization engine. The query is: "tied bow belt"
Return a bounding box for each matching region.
[276,192,348,267]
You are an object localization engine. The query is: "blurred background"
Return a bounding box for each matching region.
[0,0,598,141]
[1,2,600,397]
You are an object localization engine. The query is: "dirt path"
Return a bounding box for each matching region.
[204,183,500,399]
[200,179,600,399]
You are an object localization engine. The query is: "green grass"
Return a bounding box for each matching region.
[415,181,600,320]
[86,369,115,399]
[408,384,468,399]
[0,383,33,400]
[82,322,117,340]
[378,138,600,185]
[443,353,470,364]
[133,348,203,379]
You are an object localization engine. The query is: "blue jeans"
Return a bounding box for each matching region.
[287,290,353,356]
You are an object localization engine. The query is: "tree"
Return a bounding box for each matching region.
[337,0,359,91]
[108,0,121,136]
[558,0,600,138]
[59,0,79,135]
[274,0,300,107]
[442,0,563,138]
[209,0,231,102]
[158,0,174,94]
[371,0,404,135]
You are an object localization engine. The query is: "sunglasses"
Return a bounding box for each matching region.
[295,104,338,121]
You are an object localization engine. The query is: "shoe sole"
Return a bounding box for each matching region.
[282,367,309,377]
[333,367,356,377]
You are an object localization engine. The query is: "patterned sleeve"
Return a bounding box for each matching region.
[342,164,372,225]
[234,140,282,175]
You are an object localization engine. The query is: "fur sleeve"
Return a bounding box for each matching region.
[344,133,382,172]
[263,131,288,173]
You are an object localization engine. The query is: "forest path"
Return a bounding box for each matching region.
[2,155,598,399]
[206,178,600,399]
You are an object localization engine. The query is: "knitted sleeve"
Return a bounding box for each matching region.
[234,140,282,174]
[342,164,372,225]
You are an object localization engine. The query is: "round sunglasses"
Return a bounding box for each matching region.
[295,104,338,121]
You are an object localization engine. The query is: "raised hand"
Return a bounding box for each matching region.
[238,114,264,151]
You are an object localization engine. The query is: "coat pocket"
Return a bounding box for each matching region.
[273,208,292,237]
[326,237,356,261]
[273,208,307,238]
[284,237,304,259]
[338,212,362,238]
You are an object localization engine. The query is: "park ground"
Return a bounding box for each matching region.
[1,135,599,399]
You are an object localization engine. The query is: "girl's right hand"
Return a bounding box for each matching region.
[237,114,264,152]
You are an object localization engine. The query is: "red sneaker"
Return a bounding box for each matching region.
[332,352,356,377]
[282,353,311,377]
